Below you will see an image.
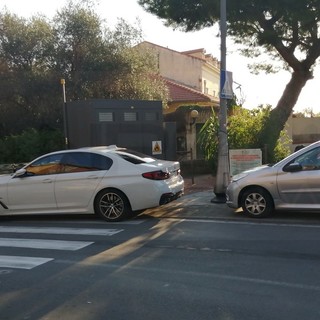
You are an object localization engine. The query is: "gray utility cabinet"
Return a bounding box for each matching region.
[66,99,176,160]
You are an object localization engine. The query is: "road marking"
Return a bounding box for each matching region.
[176,218,320,229]
[0,238,93,250]
[0,226,124,270]
[0,255,53,270]
[59,219,145,225]
[109,220,145,225]
[0,226,123,236]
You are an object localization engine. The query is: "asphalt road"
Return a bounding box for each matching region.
[0,208,320,320]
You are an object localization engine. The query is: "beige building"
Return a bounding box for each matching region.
[286,116,320,151]
[137,41,220,159]
[137,41,220,111]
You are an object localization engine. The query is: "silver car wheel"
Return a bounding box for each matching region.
[241,187,274,218]
[245,193,266,215]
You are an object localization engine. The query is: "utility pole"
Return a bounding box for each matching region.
[212,0,230,202]
[60,78,69,149]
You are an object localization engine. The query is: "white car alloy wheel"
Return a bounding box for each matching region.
[94,189,131,222]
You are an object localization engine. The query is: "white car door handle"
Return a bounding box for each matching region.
[42,179,53,183]
[87,175,98,179]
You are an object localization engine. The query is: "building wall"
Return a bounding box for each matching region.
[140,42,202,90]
[66,99,168,158]
[202,64,220,98]
[286,116,320,150]
[138,42,220,97]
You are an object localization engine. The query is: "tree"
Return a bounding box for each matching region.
[103,19,168,103]
[0,1,168,139]
[138,0,320,161]
[53,1,167,102]
[0,12,60,136]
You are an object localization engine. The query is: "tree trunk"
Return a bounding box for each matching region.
[257,70,311,162]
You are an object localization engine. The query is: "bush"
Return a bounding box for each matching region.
[198,105,292,172]
[0,128,64,163]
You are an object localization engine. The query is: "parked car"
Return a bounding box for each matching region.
[0,146,184,221]
[226,140,320,217]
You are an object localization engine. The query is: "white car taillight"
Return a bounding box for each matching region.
[142,170,170,180]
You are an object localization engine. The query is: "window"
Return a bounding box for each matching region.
[115,150,156,164]
[124,112,137,121]
[99,112,114,122]
[203,80,208,94]
[27,154,64,176]
[290,147,320,171]
[60,152,113,173]
[145,112,158,121]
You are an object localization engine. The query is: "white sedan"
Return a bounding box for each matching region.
[0,146,184,221]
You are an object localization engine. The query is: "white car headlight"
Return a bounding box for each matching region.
[231,172,248,182]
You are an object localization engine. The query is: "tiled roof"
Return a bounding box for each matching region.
[164,78,214,103]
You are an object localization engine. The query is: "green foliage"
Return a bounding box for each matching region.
[0,128,64,163]
[0,12,61,136]
[0,1,168,138]
[53,2,168,101]
[273,128,292,162]
[198,108,219,172]
[228,105,272,149]
[198,106,292,172]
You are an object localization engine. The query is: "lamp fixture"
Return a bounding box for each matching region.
[190,109,199,126]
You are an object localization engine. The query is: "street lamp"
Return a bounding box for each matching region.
[212,0,230,203]
[60,78,69,149]
[190,109,199,126]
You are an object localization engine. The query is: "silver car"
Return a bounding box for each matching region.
[226,140,320,217]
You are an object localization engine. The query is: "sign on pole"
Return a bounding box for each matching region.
[229,149,262,176]
[220,70,233,99]
[152,141,162,155]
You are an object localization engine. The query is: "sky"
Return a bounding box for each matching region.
[1,0,319,113]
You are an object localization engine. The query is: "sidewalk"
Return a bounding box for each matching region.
[145,174,239,220]
[183,174,215,195]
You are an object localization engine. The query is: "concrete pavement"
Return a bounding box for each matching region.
[150,189,238,220]
[145,173,239,220]
[165,173,239,220]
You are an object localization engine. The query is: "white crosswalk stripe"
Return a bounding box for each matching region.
[0,226,123,236]
[0,238,93,250]
[0,226,124,270]
[0,255,53,270]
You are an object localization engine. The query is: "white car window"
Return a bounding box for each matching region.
[60,152,113,173]
[26,154,64,175]
[115,150,156,164]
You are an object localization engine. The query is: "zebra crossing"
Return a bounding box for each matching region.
[0,225,124,270]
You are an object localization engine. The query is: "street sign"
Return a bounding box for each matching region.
[152,141,162,155]
[229,149,262,176]
[220,70,233,99]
